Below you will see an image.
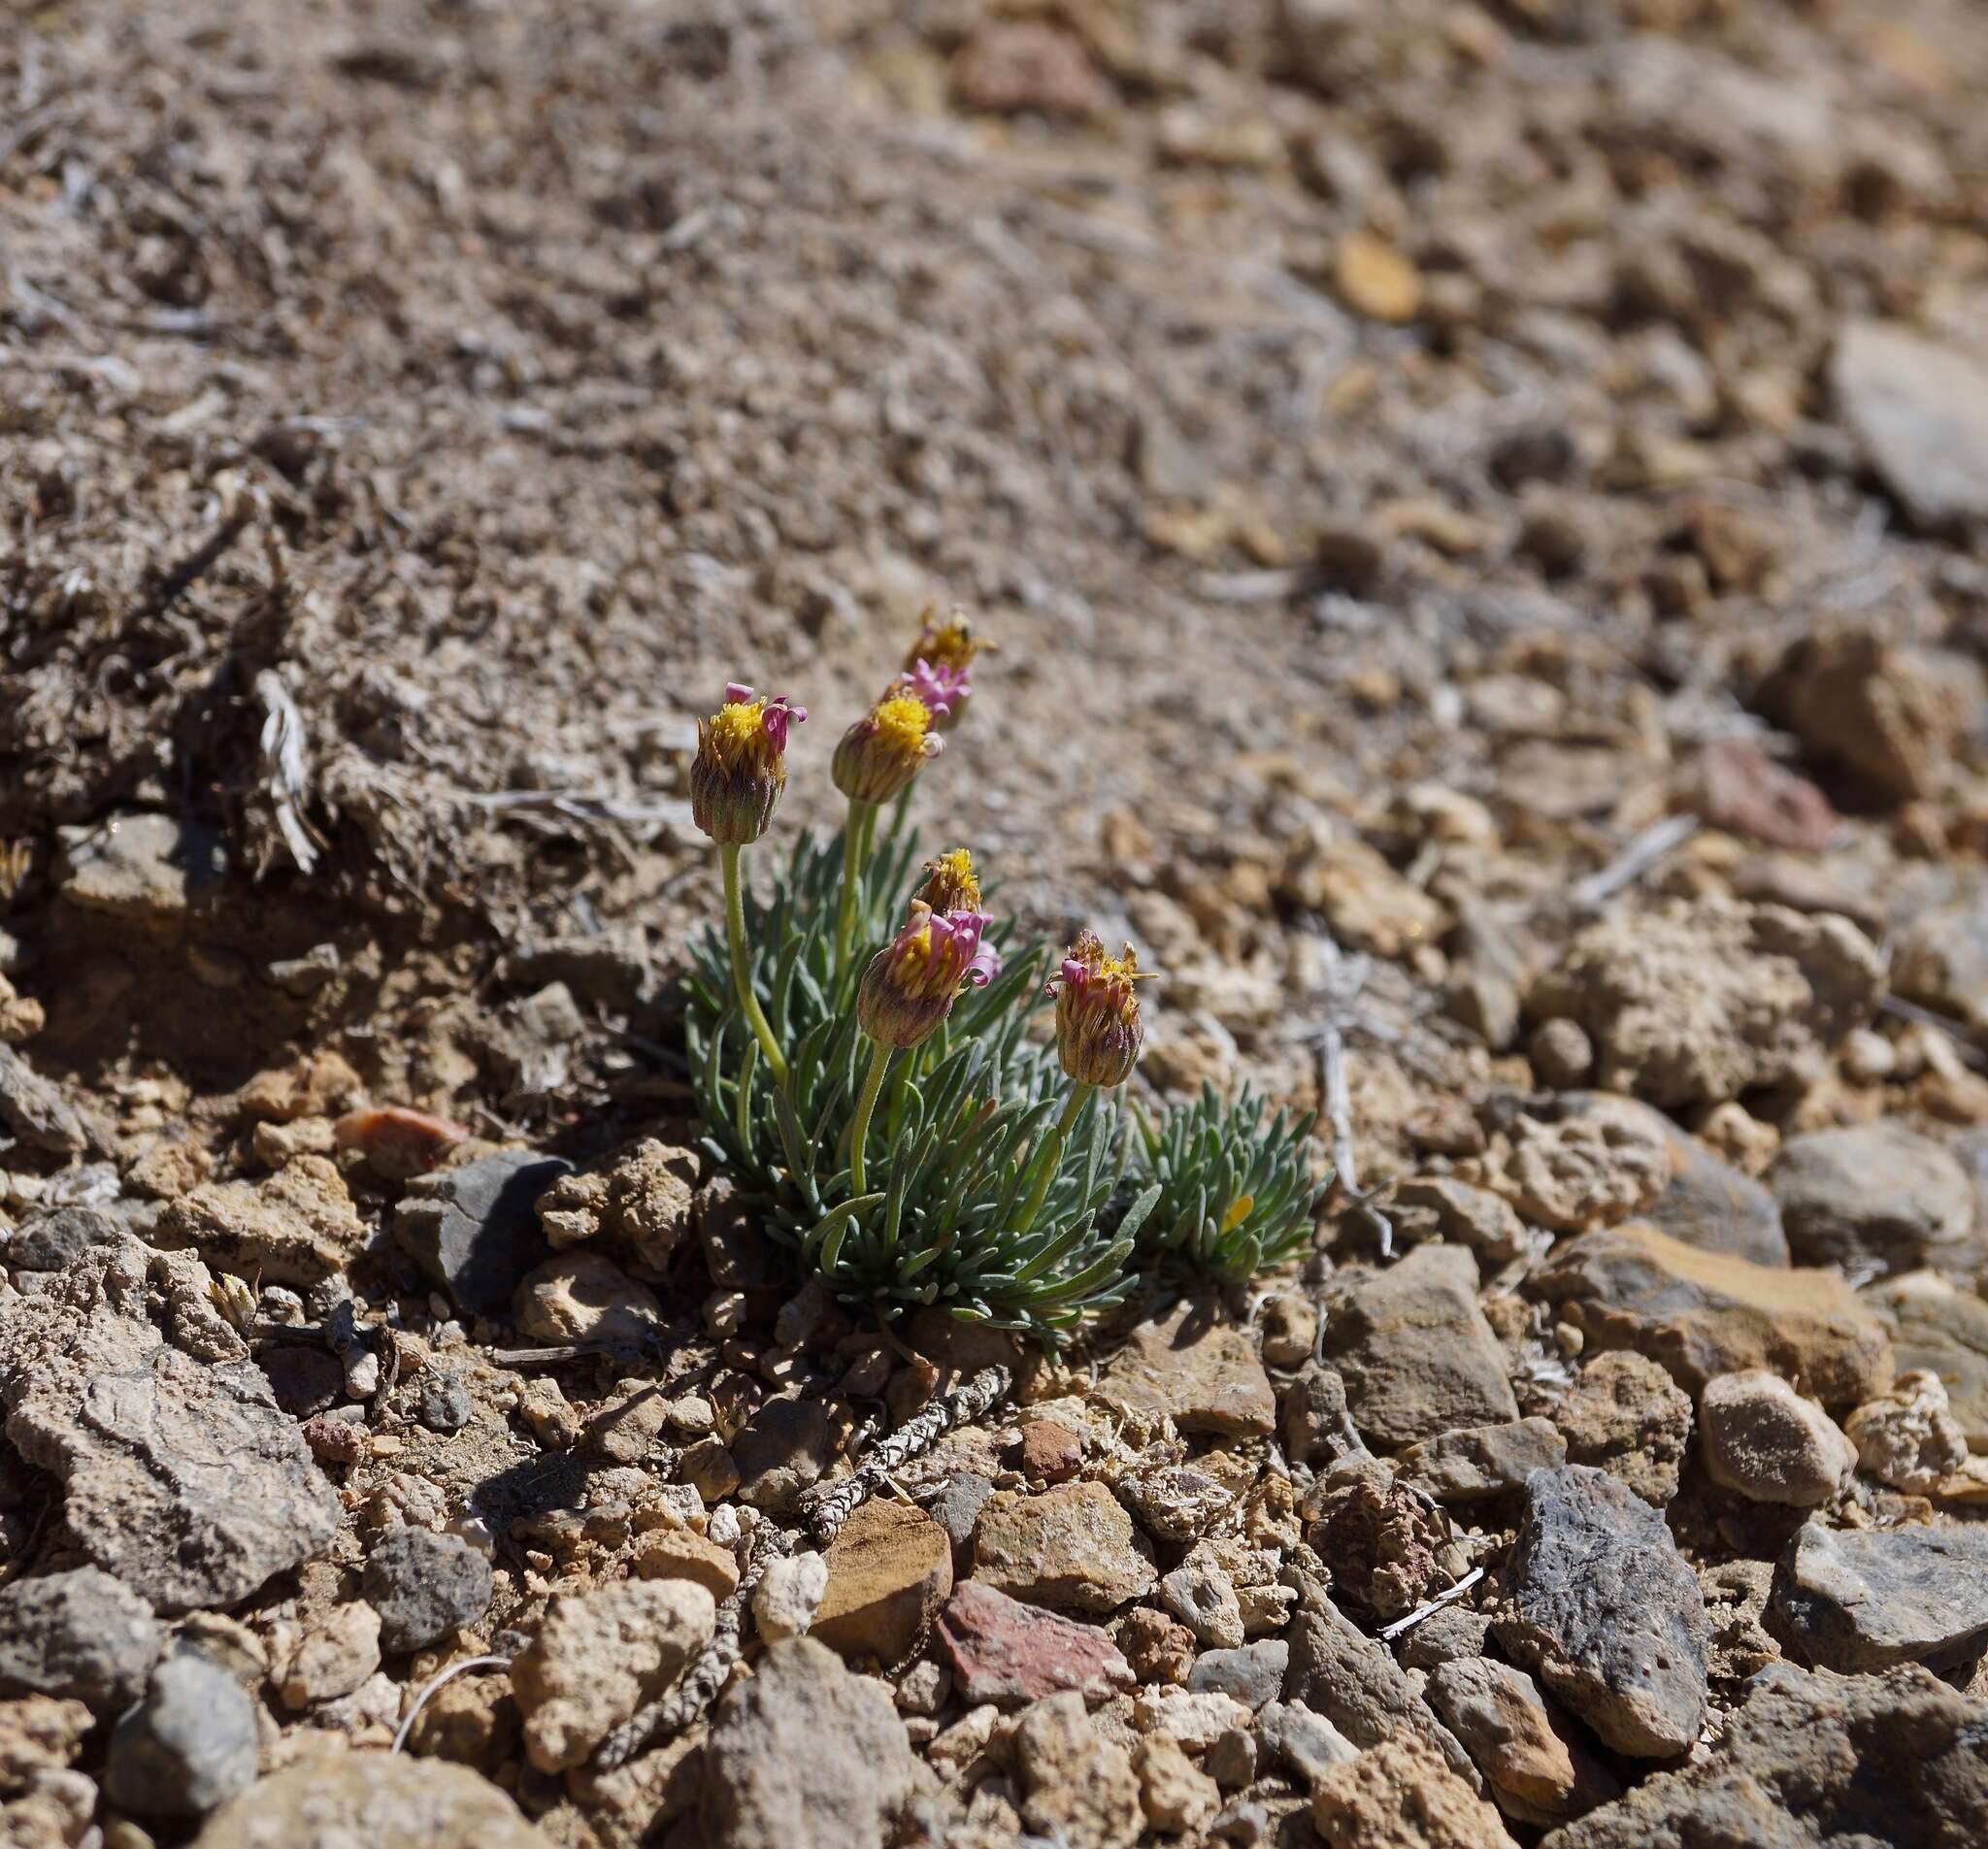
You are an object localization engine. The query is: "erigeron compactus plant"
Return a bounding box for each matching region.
[682,611,1330,1346]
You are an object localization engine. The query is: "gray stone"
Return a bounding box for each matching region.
[1282,1593,1476,1783]
[1896,900,1988,1045]
[1400,1418,1568,1503]
[1773,1520,1988,1672]
[1865,1270,1988,1447]
[1395,1605,1495,1671]
[1770,1125,1974,1280]
[1254,1700,1359,1785]
[700,1637,926,1849]
[1390,1177,1529,1266]
[0,1044,97,1157]
[732,1393,838,1515]
[417,1373,474,1433]
[394,1152,570,1317]
[1496,1465,1709,1758]
[1187,1640,1287,1710]
[6,1205,123,1273]
[54,810,227,918]
[1318,1243,1519,1449]
[0,1566,162,1711]
[1281,1362,1368,1469]
[362,1528,494,1652]
[193,1753,550,1848]
[256,1344,344,1418]
[1832,320,1988,530]
[1541,1661,1988,1848]
[925,1472,996,1572]
[105,1650,259,1819]
[1563,1094,1788,1266]
[0,1246,342,1611]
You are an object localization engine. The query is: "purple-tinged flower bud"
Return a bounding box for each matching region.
[856,902,998,1050]
[833,689,942,806]
[1047,929,1145,1088]
[690,683,806,845]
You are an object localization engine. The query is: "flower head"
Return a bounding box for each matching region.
[1047,929,1146,1088]
[857,902,999,1049]
[902,607,985,730]
[833,688,942,806]
[691,682,806,845]
[914,847,982,915]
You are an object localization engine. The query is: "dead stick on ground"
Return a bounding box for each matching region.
[594,1364,1013,1767]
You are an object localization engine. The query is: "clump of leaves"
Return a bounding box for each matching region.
[1128,1082,1330,1284]
[684,815,1153,1342]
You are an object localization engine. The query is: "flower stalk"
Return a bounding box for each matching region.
[847,1034,892,1197]
[721,843,787,1087]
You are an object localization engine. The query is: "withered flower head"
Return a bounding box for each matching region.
[1047,928,1146,1088]
[900,607,985,730]
[691,682,806,845]
[856,901,1000,1050]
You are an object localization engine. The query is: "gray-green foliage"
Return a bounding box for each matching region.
[685,821,1325,1343]
[684,819,1152,1342]
[1130,1082,1330,1284]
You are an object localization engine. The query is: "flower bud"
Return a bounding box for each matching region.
[1047,929,1145,1088]
[913,847,981,916]
[856,903,999,1050]
[833,689,942,806]
[691,682,806,845]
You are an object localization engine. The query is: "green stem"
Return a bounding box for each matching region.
[849,1035,893,1198]
[721,842,787,1088]
[835,800,873,974]
[1016,1083,1090,1234]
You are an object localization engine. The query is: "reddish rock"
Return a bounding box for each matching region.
[937,1581,1136,1707]
[1675,740,1837,852]
[334,1106,469,1180]
[1018,1419,1083,1485]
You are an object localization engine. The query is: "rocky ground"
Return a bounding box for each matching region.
[6,0,1988,1845]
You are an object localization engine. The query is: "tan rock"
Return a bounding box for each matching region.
[1425,1658,1619,1827]
[1336,231,1421,324]
[194,1754,550,1848]
[1845,1370,1970,1494]
[157,1156,366,1287]
[1310,1733,1518,1849]
[1134,1735,1219,1835]
[973,1483,1156,1614]
[634,1525,741,1601]
[1100,1299,1276,1438]
[1533,1222,1894,1407]
[513,1253,661,1350]
[1529,902,1883,1110]
[512,1579,715,1771]
[277,1601,382,1710]
[1014,1691,1143,1849]
[1551,1350,1693,1505]
[1701,1370,1856,1505]
[809,1501,952,1665]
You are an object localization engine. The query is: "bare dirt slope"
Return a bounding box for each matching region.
[5,1,1988,1846]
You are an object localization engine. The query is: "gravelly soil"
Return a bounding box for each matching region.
[5,2,1988,1846]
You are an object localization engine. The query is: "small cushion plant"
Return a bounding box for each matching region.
[682,611,1330,1346]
